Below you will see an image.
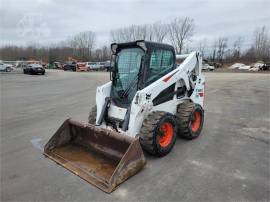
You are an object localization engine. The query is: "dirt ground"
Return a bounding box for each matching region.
[1,70,269,201]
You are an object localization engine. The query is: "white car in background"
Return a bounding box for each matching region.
[86,62,104,71]
[238,65,251,70]
[0,62,12,72]
[86,62,91,70]
[229,63,250,70]
[202,63,215,71]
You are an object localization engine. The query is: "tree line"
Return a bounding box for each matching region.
[110,18,269,64]
[0,17,269,64]
[0,31,110,63]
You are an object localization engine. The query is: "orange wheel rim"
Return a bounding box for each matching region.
[191,111,201,132]
[159,122,174,148]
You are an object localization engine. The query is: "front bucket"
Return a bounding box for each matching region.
[44,118,146,193]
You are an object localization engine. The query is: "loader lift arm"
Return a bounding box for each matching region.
[127,51,205,136]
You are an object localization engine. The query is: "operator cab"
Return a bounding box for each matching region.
[110,40,176,107]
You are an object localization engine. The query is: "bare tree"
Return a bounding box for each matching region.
[216,37,228,63]
[69,31,96,60]
[134,24,149,41]
[198,39,207,58]
[182,44,192,54]
[110,21,168,43]
[168,17,194,54]
[94,49,102,61]
[241,47,256,63]
[110,24,151,43]
[253,26,270,61]
[151,22,168,42]
[211,40,218,61]
[110,28,128,43]
[232,37,244,59]
[101,46,110,61]
[110,19,189,45]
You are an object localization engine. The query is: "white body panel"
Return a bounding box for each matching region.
[95,81,112,125]
[95,51,205,137]
[108,105,127,120]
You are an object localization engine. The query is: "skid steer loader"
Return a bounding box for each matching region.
[44,40,205,193]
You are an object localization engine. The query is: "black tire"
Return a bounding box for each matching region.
[176,102,204,140]
[139,111,177,157]
[88,105,97,124]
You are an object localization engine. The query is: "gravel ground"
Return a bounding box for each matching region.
[1,70,269,201]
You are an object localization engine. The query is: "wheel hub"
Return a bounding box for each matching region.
[159,122,174,148]
[191,111,201,132]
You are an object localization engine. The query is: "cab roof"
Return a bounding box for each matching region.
[111,40,175,55]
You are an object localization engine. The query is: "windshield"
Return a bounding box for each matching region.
[112,47,144,104]
[114,48,144,90]
[30,64,42,68]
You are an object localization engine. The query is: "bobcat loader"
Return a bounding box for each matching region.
[44,40,205,193]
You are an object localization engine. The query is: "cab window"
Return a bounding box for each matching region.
[146,49,174,86]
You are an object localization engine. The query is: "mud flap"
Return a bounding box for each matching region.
[44,118,146,193]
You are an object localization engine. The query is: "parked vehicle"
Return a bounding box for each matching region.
[76,62,88,71]
[47,62,62,69]
[86,62,91,70]
[0,62,12,72]
[23,64,45,75]
[238,65,251,70]
[42,63,47,68]
[15,61,28,69]
[202,63,215,71]
[229,63,245,69]
[63,61,76,71]
[87,62,104,71]
[209,62,222,68]
[54,62,62,69]
[100,62,106,70]
[104,61,111,71]
[261,62,270,71]
[203,60,222,68]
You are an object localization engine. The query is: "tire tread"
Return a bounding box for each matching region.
[139,111,175,156]
[88,105,97,124]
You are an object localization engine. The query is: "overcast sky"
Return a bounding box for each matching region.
[0,0,269,49]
